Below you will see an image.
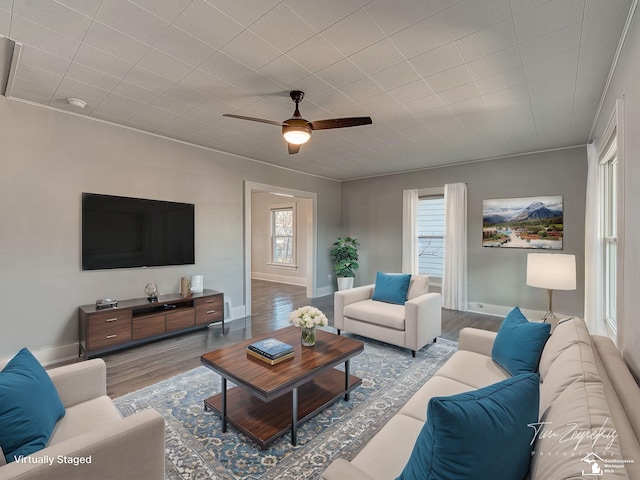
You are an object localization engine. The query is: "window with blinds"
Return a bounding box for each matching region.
[417,195,445,280]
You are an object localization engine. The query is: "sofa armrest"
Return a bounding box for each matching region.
[405,293,442,351]
[334,285,375,330]
[321,459,375,480]
[47,359,107,408]
[0,409,165,480]
[459,327,497,357]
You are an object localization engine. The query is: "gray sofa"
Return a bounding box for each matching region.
[322,317,640,480]
[0,358,165,480]
[334,274,442,356]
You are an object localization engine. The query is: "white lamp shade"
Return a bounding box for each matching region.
[526,253,576,290]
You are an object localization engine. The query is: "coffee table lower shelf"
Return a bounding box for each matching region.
[204,368,361,449]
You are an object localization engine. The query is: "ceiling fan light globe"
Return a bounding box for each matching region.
[283,130,311,145]
[282,121,312,145]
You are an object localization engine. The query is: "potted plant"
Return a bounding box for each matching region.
[330,237,360,290]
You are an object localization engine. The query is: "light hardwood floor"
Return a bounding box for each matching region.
[101,280,502,398]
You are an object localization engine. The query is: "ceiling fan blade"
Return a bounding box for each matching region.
[222,114,283,127]
[288,143,301,155]
[309,117,372,130]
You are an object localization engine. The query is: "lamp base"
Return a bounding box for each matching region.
[540,288,556,323]
[541,310,557,322]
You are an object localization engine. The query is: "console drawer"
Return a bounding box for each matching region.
[195,295,223,324]
[166,309,195,331]
[87,310,132,350]
[132,314,166,340]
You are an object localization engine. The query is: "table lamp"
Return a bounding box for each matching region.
[526,253,576,321]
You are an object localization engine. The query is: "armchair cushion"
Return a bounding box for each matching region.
[0,348,66,463]
[491,307,551,376]
[344,300,406,330]
[372,272,411,305]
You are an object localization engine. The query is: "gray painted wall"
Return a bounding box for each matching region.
[0,97,340,362]
[340,147,587,318]
[591,7,640,379]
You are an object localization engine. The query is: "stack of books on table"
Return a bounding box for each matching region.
[247,338,295,365]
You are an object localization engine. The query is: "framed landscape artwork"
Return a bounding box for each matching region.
[482,195,563,249]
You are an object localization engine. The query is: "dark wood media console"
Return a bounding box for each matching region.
[79,289,224,359]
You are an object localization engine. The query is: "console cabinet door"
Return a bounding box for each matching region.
[166,309,195,331]
[195,295,223,325]
[132,314,165,340]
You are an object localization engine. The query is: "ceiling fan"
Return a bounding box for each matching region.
[223,90,373,154]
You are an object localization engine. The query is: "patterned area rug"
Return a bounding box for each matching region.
[114,335,458,479]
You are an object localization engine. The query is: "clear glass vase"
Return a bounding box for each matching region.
[301,325,316,346]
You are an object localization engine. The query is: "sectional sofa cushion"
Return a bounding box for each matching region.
[0,348,66,463]
[372,272,412,305]
[491,307,551,375]
[396,373,540,480]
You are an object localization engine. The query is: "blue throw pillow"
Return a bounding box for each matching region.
[0,348,66,463]
[491,307,551,376]
[372,272,412,305]
[397,373,539,480]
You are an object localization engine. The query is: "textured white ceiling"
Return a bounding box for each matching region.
[0,0,633,180]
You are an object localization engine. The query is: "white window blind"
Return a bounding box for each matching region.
[417,195,445,280]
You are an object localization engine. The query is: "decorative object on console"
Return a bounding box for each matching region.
[526,253,576,321]
[289,306,328,346]
[145,283,158,302]
[330,237,360,290]
[491,307,551,376]
[95,297,117,309]
[180,277,191,297]
[482,195,563,249]
[190,274,204,293]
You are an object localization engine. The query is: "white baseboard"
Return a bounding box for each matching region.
[228,304,246,320]
[465,302,547,321]
[251,272,307,286]
[0,343,82,367]
[315,285,335,297]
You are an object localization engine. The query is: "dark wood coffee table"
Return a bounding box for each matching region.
[200,326,364,449]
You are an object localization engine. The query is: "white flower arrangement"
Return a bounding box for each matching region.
[289,306,329,329]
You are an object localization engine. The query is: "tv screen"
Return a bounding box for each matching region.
[82,193,195,270]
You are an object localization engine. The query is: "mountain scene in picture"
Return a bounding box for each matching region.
[482,195,563,249]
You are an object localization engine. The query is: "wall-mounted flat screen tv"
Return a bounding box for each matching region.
[82,193,195,271]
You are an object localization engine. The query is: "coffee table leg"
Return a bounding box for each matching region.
[344,359,351,401]
[221,377,227,433]
[291,387,298,446]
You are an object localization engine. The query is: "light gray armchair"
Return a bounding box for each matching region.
[334,274,442,356]
[0,358,165,480]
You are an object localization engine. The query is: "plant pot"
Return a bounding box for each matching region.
[337,277,354,290]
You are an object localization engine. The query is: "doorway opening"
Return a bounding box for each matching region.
[243,181,317,316]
